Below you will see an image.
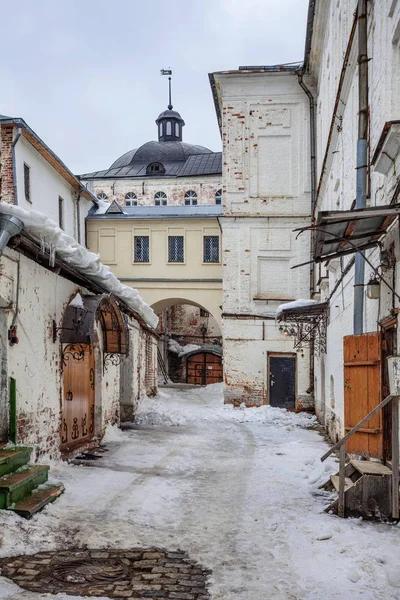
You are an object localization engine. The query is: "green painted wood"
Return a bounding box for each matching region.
[0,447,32,477]
[9,484,64,519]
[9,378,16,444]
[0,465,49,509]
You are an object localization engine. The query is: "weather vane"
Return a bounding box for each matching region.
[160,68,173,110]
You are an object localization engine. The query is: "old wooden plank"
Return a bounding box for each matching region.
[338,445,346,518]
[350,460,392,475]
[321,394,394,462]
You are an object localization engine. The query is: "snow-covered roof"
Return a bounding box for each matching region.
[276,299,318,315]
[0,203,158,328]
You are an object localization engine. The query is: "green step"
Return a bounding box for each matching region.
[0,447,32,477]
[9,484,64,519]
[0,465,49,509]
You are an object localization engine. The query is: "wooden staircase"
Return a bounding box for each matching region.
[321,459,394,520]
[0,447,64,519]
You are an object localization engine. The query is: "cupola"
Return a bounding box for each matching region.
[156,108,185,142]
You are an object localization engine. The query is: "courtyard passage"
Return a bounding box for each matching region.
[0,384,399,600]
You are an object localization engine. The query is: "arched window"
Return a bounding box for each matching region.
[166,121,172,136]
[97,192,108,201]
[184,190,198,206]
[159,123,163,137]
[215,189,222,205]
[125,192,137,206]
[146,162,165,176]
[175,123,180,137]
[154,191,167,206]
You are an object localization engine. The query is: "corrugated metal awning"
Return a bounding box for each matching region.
[295,204,400,264]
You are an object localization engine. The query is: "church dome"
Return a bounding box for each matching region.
[110,140,212,170]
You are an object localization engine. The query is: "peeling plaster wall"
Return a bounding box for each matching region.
[86,175,221,207]
[215,71,312,407]
[0,248,151,458]
[310,0,400,443]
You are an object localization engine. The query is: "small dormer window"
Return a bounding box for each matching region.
[125,192,137,206]
[154,191,167,206]
[147,162,165,176]
[184,190,198,206]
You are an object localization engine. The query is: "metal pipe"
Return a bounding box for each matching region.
[11,127,22,205]
[0,215,23,256]
[76,189,82,244]
[354,0,369,335]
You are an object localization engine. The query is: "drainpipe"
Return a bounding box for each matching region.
[353,0,369,335]
[297,70,317,391]
[11,127,22,205]
[0,215,23,256]
[76,189,82,244]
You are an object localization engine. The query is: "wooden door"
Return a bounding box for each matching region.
[61,344,95,450]
[187,353,223,385]
[343,332,383,457]
[269,354,296,409]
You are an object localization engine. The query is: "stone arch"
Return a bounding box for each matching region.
[151,296,221,328]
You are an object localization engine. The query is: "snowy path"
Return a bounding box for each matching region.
[0,384,399,599]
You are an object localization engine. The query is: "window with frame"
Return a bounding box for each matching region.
[147,162,165,175]
[154,191,167,205]
[203,236,219,263]
[168,236,184,262]
[97,192,108,200]
[134,236,150,263]
[58,196,64,229]
[24,163,31,202]
[125,192,137,206]
[215,189,222,205]
[184,190,198,205]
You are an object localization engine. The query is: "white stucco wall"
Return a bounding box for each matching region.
[214,70,312,407]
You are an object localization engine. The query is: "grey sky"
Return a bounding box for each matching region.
[0,0,309,174]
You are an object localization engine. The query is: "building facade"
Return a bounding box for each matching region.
[0,115,158,460]
[209,69,313,409]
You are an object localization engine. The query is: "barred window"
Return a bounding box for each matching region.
[125,192,137,206]
[134,236,150,263]
[168,236,184,262]
[203,236,219,263]
[215,189,222,205]
[24,163,31,202]
[184,190,197,205]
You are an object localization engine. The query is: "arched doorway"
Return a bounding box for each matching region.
[59,294,128,452]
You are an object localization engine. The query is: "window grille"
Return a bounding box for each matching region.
[155,191,167,205]
[97,192,108,200]
[134,236,150,262]
[125,192,137,206]
[24,163,31,202]
[215,189,222,205]
[58,196,64,229]
[184,190,198,206]
[168,236,184,262]
[203,236,219,263]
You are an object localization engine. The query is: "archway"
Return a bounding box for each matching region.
[151,297,222,385]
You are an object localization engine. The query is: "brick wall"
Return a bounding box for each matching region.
[0,125,14,204]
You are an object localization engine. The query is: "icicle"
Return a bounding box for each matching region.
[48,243,56,267]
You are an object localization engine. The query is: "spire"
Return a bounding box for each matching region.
[157,69,185,142]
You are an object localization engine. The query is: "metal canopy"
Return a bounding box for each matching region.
[301,204,400,263]
[277,301,329,354]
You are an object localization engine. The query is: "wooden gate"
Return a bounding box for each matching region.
[343,332,383,457]
[186,353,223,386]
[61,344,95,451]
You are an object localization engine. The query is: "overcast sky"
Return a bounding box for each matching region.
[0,0,309,174]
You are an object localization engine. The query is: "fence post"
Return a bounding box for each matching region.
[338,444,346,518]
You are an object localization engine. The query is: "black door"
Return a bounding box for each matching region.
[269,356,296,409]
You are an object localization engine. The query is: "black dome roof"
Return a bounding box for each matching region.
[156,109,185,124]
[110,140,212,170]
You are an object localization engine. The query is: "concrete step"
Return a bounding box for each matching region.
[9,484,64,519]
[0,465,49,509]
[0,447,32,477]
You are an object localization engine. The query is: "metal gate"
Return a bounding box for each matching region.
[268,353,296,409]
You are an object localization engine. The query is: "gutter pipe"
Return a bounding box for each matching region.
[11,127,22,205]
[0,215,23,256]
[353,0,369,335]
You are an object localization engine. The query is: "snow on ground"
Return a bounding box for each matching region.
[0,384,399,600]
